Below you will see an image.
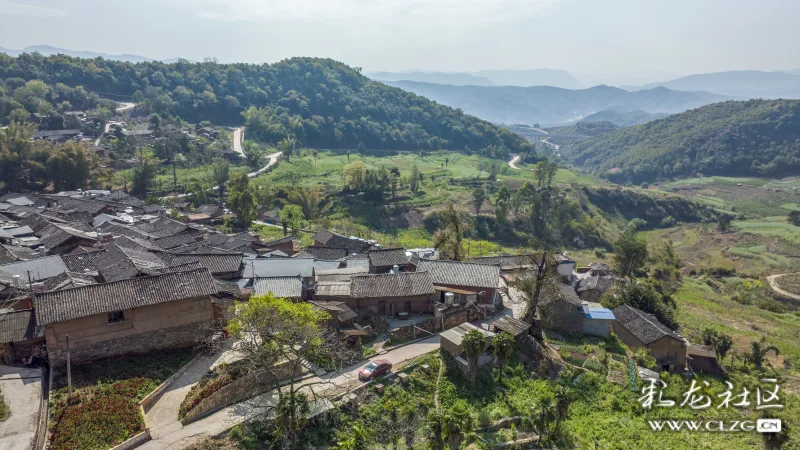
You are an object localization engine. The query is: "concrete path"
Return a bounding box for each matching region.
[766,273,800,300]
[144,341,241,441]
[139,335,440,449]
[0,366,41,450]
[509,155,521,169]
[116,102,137,112]
[231,127,244,157]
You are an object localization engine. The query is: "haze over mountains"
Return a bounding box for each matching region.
[369,69,582,89]
[386,81,729,127]
[0,45,185,63]
[634,70,800,99]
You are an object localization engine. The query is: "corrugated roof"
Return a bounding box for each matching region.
[314,281,351,297]
[0,309,40,343]
[0,255,68,281]
[34,268,217,326]
[242,258,314,278]
[253,276,302,298]
[350,271,434,298]
[416,259,500,289]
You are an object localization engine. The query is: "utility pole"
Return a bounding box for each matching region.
[66,334,72,398]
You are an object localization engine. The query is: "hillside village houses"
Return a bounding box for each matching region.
[0,190,714,376]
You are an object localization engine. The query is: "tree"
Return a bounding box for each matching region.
[553,386,574,438]
[280,204,304,235]
[287,187,321,219]
[717,214,732,233]
[789,210,800,227]
[424,409,446,450]
[131,153,160,195]
[356,142,366,155]
[494,185,511,223]
[545,160,558,187]
[444,157,449,167]
[228,293,348,448]
[472,186,487,215]
[748,337,779,370]
[530,397,556,445]
[278,135,296,161]
[335,423,370,450]
[602,280,678,330]
[46,142,95,191]
[243,141,265,169]
[212,159,230,205]
[613,225,648,278]
[701,328,733,359]
[311,149,318,168]
[492,331,515,384]
[341,161,367,191]
[442,401,474,450]
[227,172,257,227]
[510,253,561,326]
[432,204,470,260]
[409,163,422,193]
[461,329,486,383]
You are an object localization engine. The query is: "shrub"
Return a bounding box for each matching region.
[660,216,676,227]
[594,248,606,258]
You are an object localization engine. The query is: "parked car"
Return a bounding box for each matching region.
[359,359,392,381]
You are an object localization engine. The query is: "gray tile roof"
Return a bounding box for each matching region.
[95,245,167,282]
[309,301,357,322]
[115,236,163,252]
[214,279,241,298]
[415,259,500,289]
[368,248,408,268]
[324,234,373,254]
[34,268,217,326]
[350,271,434,298]
[152,233,201,250]
[253,276,303,298]
[6,226,34,237]
[41,271,97,291]
[0,255,68,281]
[195,204,223,217]
[0,309,41,343]
[467,255,532,270]
[163,253,243,276]
[313,229,336,245]
[313,260,345,272]
[153,261,203,274]
[96,221,152,239]
[62,251,106,273]
[39,224,98,250]
[263,235,295,247]
[303,246,348,260]
[0,246,15,265]
[612,305,681,345]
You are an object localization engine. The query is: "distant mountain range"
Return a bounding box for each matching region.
[582,109,667,127]
[0,45,185,63]
[561,99,800,182]
[369,68,582,89]
[385,81,729,126]
[631,70,800,99]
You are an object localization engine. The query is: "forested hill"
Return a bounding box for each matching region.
[0,53,531,157]
[561,100,800,183]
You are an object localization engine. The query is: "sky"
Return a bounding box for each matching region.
[0,0,799,86]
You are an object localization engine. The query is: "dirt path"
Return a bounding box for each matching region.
[509,155,521,169]
[766,273,800,300]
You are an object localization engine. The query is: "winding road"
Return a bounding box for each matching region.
[509,155,521,169]
[766,273,800,300]
[231,127,245,157]
[116,102,136,112]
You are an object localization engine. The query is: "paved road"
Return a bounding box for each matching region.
[231,127,244,157]
[139,335,440,449]
[161,151,282,200]
[116,102,136,112]
[0,366,41,450]
[766,273,800,300]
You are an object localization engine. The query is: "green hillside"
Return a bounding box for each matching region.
[0,54,532,158]
[562,99,800,183]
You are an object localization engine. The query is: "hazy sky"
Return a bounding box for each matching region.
[1,0,799,85]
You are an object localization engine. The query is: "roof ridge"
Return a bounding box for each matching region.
[418,258,500,267]
[36,267,212,296]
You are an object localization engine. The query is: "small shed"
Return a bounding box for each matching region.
[688,345,725,376]
[582,302,614,338]
[491,316,531,340]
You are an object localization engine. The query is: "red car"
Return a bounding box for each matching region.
[359,359,392,381]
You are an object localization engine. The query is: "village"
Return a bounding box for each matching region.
[0,186,727,450]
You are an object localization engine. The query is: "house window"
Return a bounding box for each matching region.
[108,310,125,323]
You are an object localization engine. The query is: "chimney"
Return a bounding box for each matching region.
[392,264,400,274]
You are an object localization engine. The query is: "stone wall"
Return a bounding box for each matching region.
[48,321,212,366]
[181,358,300,424]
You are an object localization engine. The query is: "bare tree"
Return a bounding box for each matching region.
[509,252,562,326]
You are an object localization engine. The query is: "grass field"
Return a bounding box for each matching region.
[115,162,250,193]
